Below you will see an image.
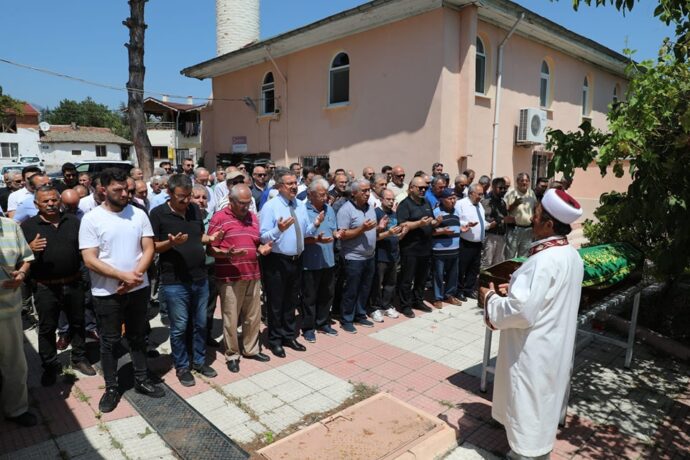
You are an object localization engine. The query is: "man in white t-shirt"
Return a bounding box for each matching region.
[79,168,163,414]
[7,166,42,218]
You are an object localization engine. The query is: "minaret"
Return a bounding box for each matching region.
[216,0,260,56]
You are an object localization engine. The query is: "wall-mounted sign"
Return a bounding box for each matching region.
[232,136,248,153]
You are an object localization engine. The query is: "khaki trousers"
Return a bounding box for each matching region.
[481,233,506,269]
[219,279,261,361]
[0,313,29,417]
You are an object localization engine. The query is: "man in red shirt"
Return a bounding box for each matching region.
[208,184,272,373]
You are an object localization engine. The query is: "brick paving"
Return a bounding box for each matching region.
[1,298,688,460]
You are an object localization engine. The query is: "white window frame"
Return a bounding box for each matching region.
[328,52,350,106]
[582,76,591,117]
[0,142,19,159]
[260,72,275,115]
[95,145,107,157]
[475,37,487,95]
[540,61,550,108]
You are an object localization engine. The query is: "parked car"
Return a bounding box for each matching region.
[75,161,134,175]
[15,156,44,168]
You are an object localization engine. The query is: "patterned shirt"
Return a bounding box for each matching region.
[0,217,34,319]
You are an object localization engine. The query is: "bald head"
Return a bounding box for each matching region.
[61,188,80,212]
[73,185,89,198]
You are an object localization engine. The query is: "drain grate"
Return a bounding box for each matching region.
[124,382,249,460]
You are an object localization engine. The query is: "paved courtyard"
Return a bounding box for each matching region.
[1,297,688,459]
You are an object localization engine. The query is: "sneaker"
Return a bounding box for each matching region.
[98,388,120,413]
[385,307,399,319]
[341,323,358,334]
[135,379,166,398]
[303,330,316,343]
[192,363,218,378]
[317,325,338,336]
[177,369,196,387]
[355,318,374,328]
[7,412,37,427]
[370,310,384,323]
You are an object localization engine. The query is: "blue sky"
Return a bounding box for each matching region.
[1,0,672,111]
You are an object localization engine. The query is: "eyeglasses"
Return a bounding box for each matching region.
[173,193,192,201]
[255,173,267,177]
[416,186,428,191]
[394,174,405,179]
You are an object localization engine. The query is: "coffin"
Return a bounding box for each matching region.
[479,242,644,308]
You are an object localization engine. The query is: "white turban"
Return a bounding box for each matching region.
[542,188,582,224]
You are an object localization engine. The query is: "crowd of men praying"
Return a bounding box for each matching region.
[0,157,571,423]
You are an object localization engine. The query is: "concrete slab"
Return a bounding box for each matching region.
[257,393,456,460]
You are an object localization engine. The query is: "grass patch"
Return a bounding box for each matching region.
[72,386,91,404]
[138,427,153,439]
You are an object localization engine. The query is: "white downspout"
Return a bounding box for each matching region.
[490,13,524,178]
[265,46,288,165]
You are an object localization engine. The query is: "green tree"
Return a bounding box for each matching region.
[0,86,24,128]
[42,97,130,140]
[546,53,690,279]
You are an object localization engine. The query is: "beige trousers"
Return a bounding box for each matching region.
[218,279,261,361]
[0,313,29,417]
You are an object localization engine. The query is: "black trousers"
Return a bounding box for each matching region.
[458,240,483,296]
[300,267,335,332]
[93,288,149,389]
[35,280,86,368]
[263,253,302,347]
[370,261,397,310]
[398,253,431,310]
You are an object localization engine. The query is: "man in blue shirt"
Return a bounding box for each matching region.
[425,176,448,210]
[259,169,323,358]
[431,189,464,308]
[13,173,51,224]
[336,179,378,334]
[301,178,342,342]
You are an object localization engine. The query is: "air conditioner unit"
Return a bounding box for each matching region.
[517,108,547,144]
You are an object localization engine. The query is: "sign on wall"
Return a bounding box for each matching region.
[232,136,248,153]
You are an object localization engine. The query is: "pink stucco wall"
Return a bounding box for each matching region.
[205,6,631,215]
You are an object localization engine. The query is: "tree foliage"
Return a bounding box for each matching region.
[42,97,131,140]
[546,54,690,279]
[569,0,690,60]
[0,86,24,123]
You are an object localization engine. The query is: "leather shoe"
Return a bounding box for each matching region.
[86,330,100,341]
[134,379,165,398]
[270,344,286,358]
[457,293,468,302]
[72,361,97,376]
[414,303,432,312]
[56,335,71,351]
[99,388,120,413]
[245,352,270,362]
[41,365,60,387]
[6,411,37,427]
[282,339,306,352]
[226,359,240,373]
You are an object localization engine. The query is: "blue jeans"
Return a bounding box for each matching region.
[340,257,375,326]
[433,253,459,300]
[161,279,209,370]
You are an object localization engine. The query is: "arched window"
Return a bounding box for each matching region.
[582,76,590,116]
[329,52,350,105]
[260,72,275,115]
[475,37,487,94]
[539,61,550,108]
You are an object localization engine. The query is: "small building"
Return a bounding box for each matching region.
[39,124,133,171]
[183,0,634,219]
[143,97,205,167]
[0,103,41,163]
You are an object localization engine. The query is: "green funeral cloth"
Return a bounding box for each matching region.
[512,242,643,288]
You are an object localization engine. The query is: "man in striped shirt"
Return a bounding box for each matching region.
[208,184,273,373]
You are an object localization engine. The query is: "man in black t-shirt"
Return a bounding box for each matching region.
[396,176,439,318]
[149,174,222,387]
